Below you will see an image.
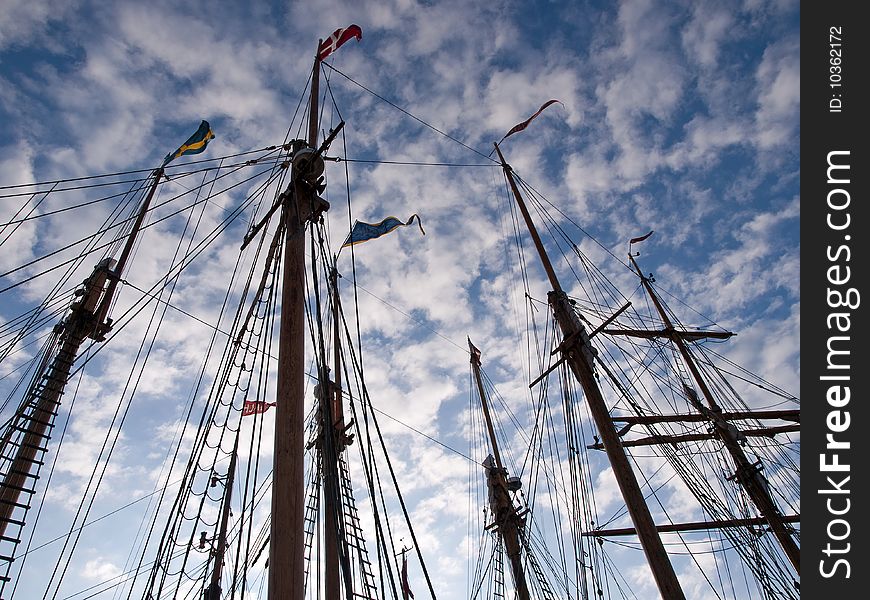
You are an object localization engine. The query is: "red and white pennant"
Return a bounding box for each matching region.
[318,24,362,60]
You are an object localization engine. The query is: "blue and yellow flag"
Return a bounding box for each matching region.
[162,120,215,166]
[341,214,425,248]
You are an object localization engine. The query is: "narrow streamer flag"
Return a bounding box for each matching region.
[401,552,415,600]
[242,401,276,417]
[318,24,363,60]
[162,120,215,166]
[499,99,563,142]
[341,214,425,248]
[629,230,654,245]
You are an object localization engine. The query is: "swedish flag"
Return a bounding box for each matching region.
[162,120,215,166]
[341,214,425,248]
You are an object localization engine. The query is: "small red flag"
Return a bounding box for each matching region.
[242,401,276,417]
[401,552,415,600]
[629,230,654,245]
[500,99,563,142]
[318,25,363,60]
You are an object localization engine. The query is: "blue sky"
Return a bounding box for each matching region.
[0,1,799,598]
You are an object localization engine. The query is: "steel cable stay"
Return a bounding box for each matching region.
[3,266,484,576]
[0,289,72,348]
[40,162,226,600]
[322,63,498,164]
[0,146,287,198]
[0,182,58,249]
[0,156,255,600]
[137,192,285,600]
[28,160,285,403]
[0,160,277,298]
[336,243,445,599]
[0,179,147,381]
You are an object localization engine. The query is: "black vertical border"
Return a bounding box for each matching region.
[802,3,868,596]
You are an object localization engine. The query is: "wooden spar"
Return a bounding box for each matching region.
[612,409,800,426]
[269,45,322,600]
[204,435,239,600]
[587,424,801,449]
[589,409,802,449]
[627,252,801,574]
[468,339,530,600]
[584,514,801,537]
[493,143,687,600]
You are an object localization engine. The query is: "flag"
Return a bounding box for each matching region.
[629,230,654,244]
[162,120,215,166]
[468,338,481,365]
[401,552,415,600]
[242,401,276,417]
[499,99,563,142]
[341,214,425,248]
[318,24,363,60]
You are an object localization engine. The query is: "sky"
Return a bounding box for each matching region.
[0,1,800,599]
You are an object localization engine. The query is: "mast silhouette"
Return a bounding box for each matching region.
[468,339,531,600]
[321,268,354,599]
[204,435,239,600]
[269,42,330,600]
[493,142,686,600]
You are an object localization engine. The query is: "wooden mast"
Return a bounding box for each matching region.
[93,168,164,327]
[0,262,112,536]
[324,268,346,600]
[0,168,162,543]
[468,339,531,600]
[204,435,239,600]
[269,43,324,600]
[493,143,686,600]
[626,251,801,573]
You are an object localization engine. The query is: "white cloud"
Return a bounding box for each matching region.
[754,36,800,150]
[82,556,122,581]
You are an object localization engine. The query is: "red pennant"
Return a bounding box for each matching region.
[501,99,563,141]
[242,401,276,417]
[629,230,654,245]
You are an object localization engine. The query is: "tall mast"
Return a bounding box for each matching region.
[204,434,239,600]
[627,252,800,573]
[468,339,530,600]
[493,143,686,600]
[0,168,162,547]
[323,268,350,599]
[0,262,112,536]
[269,43,327,600]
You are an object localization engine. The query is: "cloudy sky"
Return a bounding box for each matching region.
[0,0,799,598]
